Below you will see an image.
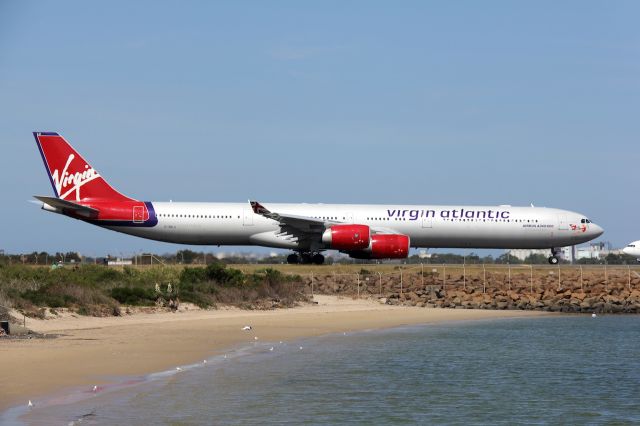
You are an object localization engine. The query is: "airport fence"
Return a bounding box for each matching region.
[285,264,640,299]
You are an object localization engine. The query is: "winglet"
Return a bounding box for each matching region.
[250,200,271,215]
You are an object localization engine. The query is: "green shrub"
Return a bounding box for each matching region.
[21,289,76,308]
[110,287,156,306]
[180,267,208,284]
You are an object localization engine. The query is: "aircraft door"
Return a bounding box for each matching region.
[133,205,145,223]
[243,208,254,226]
[558,214,568,230]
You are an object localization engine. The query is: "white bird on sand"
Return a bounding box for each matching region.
[92,385,98,392]
[203,360,207,364]
[28,400,33,407]
[269,347,274,351]
[223,354,227,359]
[254,336,258,340]
[176,367,182,372]
[299,346,303,350]
[592,313,597,318]
[242,325,252,331]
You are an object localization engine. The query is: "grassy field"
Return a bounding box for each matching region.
[137,262,640,278]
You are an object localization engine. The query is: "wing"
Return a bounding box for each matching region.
[249,200,402,244]
[250,201,328,237]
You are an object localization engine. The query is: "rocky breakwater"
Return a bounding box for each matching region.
[306,269,640,313]
[384,286,640,313]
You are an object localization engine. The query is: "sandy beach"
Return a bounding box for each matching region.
[1,297,547,411]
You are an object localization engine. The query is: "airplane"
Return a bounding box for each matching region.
[623,241,640,260]
[32,132,604,265]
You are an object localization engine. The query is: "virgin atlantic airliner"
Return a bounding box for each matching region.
[32,132,604,264]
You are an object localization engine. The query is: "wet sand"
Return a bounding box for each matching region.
[0,296,547,410]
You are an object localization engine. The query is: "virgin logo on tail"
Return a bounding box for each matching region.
[51,154,101,201]
[34,132,136,202]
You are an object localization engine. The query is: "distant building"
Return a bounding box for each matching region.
[508,241,618,263]
[507,248,557,261]
[107,258,133,266]
[575,241,620,260]
[418,249,432,259]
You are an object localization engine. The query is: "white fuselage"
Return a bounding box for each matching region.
[102,202,603,251]
[623,241,640,258]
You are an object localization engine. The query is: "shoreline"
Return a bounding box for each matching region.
[1,296,548,411]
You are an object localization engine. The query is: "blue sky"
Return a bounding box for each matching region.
[1,1,638,257]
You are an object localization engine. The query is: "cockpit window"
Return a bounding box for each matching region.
[629,244,636,248]
[581,218,592,223]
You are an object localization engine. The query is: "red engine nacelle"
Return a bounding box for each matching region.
[348,234,410,259]
[322,224,370,250]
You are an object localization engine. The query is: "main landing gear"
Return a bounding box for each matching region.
[287,252,325,265]
[548,247,561,265]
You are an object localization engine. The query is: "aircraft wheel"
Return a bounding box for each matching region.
[300,253,312,264]
[287,254,299,264]
[548,256,559,265]
[312,253,325,265]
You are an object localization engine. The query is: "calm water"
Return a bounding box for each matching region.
[7,316,640,425]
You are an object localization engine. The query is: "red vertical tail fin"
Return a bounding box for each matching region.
[33,132,135,202]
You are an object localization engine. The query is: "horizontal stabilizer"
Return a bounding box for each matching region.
[33,195,99,218]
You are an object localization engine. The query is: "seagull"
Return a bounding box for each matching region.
[299,346,303,350]
[269,347,274,351]
[92,385,98,392]
[203,360,207,364]
[242,325,252,331]
[28,400,33,407]
[254,336,258,340]
[223,355,227,359]
[592,313,597,318]
[176,367,182,372]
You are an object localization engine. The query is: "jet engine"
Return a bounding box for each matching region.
[348,234,410,259]
[321,224,370,250]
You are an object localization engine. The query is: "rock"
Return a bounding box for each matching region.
[572,292,586,301]
[579,301,593,310]
[496,301,509,310]
[611,304,624,313]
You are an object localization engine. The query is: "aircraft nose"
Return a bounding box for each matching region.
[590,224,604,238]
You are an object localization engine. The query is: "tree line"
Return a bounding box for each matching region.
[0,249,636,266]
